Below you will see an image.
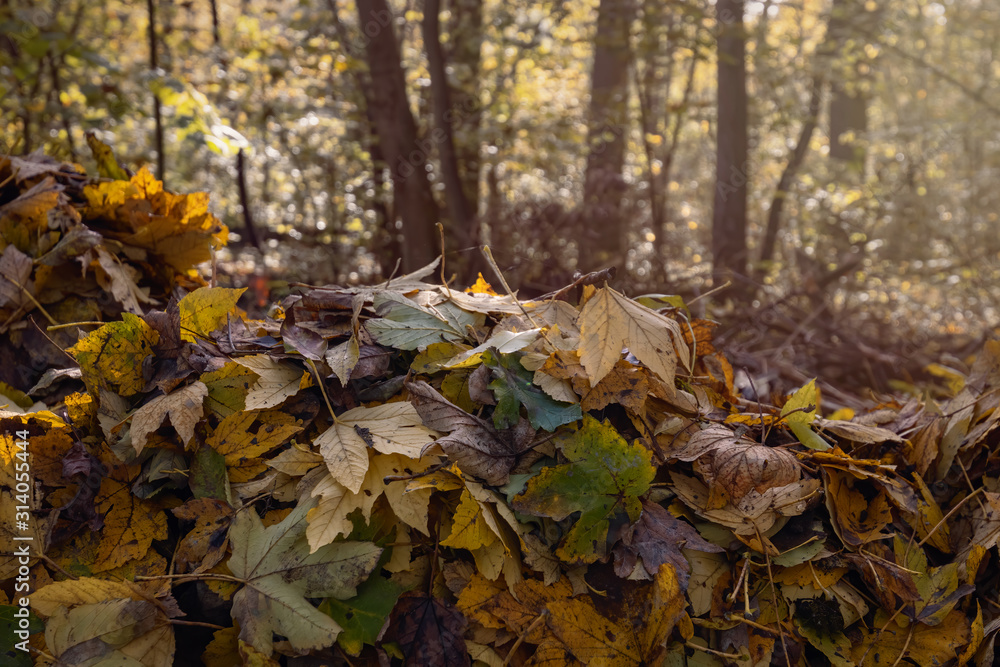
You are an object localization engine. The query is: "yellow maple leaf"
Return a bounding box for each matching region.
[207,410,303,483]
[68,313,158,397]
[464,273,499,295]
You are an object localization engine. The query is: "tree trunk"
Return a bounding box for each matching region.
[423,0,473,255]
[758,73,823,276]
[356,0,439,271]
[445,0,483,252]
[712,0,749,290]
[579,0,634,272]
[827,0,870,174]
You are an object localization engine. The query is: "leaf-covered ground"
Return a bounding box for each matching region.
[1,150,999,667]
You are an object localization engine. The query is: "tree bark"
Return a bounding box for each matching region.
[147,0,165,182]
[758,73,823,275]
[423,0,473,247]
[356,0,439,271]
[827,0,870,173]
[445,0,483,213]
[579,0,634,272]
[712,0,749,290]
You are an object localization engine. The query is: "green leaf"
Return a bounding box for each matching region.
[512,415,655,563]
[190,442,231,502]
[482,348,581,432]
[365,292,481,350]
[0,605,41,667]
[228,498,383,654]
[320,575,407,656]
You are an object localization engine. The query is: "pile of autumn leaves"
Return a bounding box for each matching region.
[0,144,227,403]
[0,155,999,667]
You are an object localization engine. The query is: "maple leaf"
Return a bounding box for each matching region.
[850,608,970,666]
[0,244,32,310]
[482,348,581,431]
[823,468,894,547]
[207,408,303,483]
[459,567,685,666]
[95,246,153,314]
[513,415,655,563]
[172,498,235,573]
[612,499,724,585]
[43,598,176,666]
[231,355,304,409]
[68,313,159,397]
[577,286,688,389]
[227,497,382,654]
[319,574,408,656]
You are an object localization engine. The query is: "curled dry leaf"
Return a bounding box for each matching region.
[666,424,802,504]
[406,380,532,485]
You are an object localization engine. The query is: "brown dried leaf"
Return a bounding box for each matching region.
[407,380,529,485]
[613,499,723,585]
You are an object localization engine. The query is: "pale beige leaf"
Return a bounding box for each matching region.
[45,598,174,667]
[233,355,304,409]
[336,402,438,458]
[578,286,687,389]
[95,247,154,314]
[130,381,208,454]
[307,473,365,552]
[306,452,437,551]
[326,335,360,385]
[316,421,370,494]
[32,578,135,617]
[268,443,324,476]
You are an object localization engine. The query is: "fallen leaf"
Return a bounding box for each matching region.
[228,497,382,654]
[68,313,159,397]
[130,381,208,454]
[407,380,531,485]
[384,593,471,667]
[513,415,655,563]
[482,348,581,431]
[666,424,801,505]
[612,499,724,585]
[577,286,688,389]
[178,287,246,342]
